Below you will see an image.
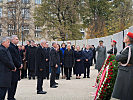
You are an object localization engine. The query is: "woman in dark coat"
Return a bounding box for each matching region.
[64,44,74,80]
[74,45,84,79]
[56,44,62,80]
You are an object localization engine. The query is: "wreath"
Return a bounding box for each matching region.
[94,54,118,100]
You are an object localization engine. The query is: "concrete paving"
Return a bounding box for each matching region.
[13,66,98,100]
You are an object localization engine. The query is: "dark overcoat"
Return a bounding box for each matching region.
[64,49,74,68]
[83,49,93,65]
[49,47,60,67]
[0,45,15,87]
[8,42,22,82]
[112,44,133,100]
[35,46,46,77]
[26,46,37,71]
[74,51,84,74]
[43,47,50,67]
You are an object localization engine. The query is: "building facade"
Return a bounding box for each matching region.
[0,0,44,41]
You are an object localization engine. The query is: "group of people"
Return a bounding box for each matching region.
[0,33,120,99]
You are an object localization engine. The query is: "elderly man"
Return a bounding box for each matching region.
[83,45,93,78]
[8,35,22,100]
[49,42,60,88]
[0,37,16,100]
[36,40,47,94]
[43,42,50,80]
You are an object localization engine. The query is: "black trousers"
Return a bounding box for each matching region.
[28,69,35,78]
[45,63,49,79]
[66,68,72,79]
[0,87,8,100]
[93,55,96,64]
[61,65,66,76]
[50,67,57,87]
[76,74,81,76]
[37,76,44,92]
[8,81,18,100]
[84,63,90,77]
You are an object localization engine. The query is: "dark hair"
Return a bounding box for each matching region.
[57,44,60,50]
[61,43,66,47]
[31,40,35,43]
[52,42,56,46]
[27,40,31,43]
[128,36,133,43]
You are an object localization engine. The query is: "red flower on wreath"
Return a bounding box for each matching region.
[111,66,114,69]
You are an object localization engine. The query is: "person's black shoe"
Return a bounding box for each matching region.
[7,98,16,100]
[54,82,58,85]
[33,77,35,80]
[87,76,90,78]
[83,76,86,78]
[37,91,47,94]
[50,85,58,88]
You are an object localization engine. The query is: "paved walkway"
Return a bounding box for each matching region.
[14,66,98,100]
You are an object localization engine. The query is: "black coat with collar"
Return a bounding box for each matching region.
[8,42,22,82]
[49,47,60,67]
[0,45,15,87]
[35,46,46,77]
[43,47,50,66]
[64,49,74,68]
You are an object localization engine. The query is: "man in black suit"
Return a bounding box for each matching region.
[8,35,22,100]
[24,40,31,78]
[43,42,50,80]
[49,42,60,88]
[0,37,16,100]
[36,40,47,94]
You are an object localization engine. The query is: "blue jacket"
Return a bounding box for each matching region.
[83,49,93,64]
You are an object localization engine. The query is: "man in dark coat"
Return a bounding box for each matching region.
[43,42,50,80]
[26,40,37,80]
[49,42,60,88]
[0,37,16,100]
[35,40,47,94]
[83,45,93,78]
[112,32,133,100]
[64,44,74,80]
[90,45,96,64]
[8,35,22,100]
[107,40,117,55]
[24,40,31,78]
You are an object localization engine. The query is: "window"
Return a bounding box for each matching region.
[22,24,29,34]
[0,7,2,18]
[8,8,16,19]
[35,0,41,5]
[0,24,2,36]
[35,26,41,37]
[35,26,41,31]
[21,0,30,4]
[0,0,2,2]
[8,24,16,36]
[22,8,30,19]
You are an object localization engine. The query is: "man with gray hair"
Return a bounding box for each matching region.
[8,35,22,100]
[49,42,60,88]
[0,37,16,100]
[35,40,47,94]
